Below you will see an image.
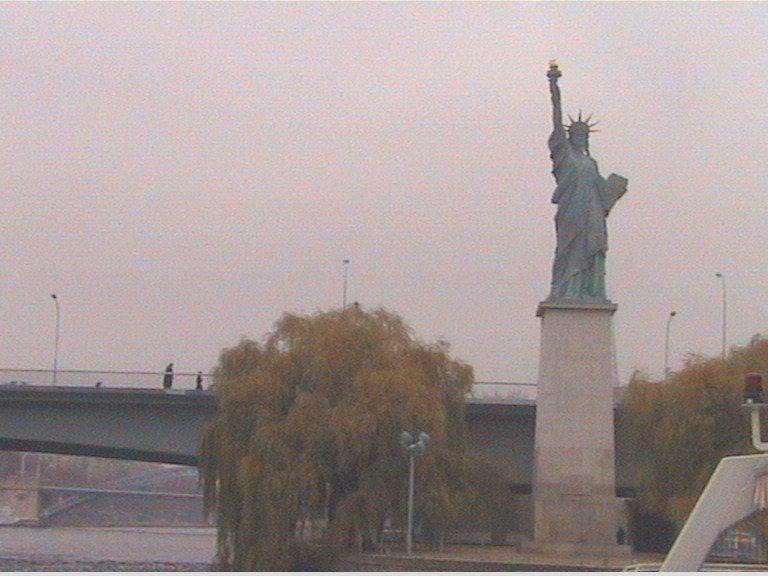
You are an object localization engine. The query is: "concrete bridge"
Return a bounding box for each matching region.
[0,385,214,466]
[0,383,645,494]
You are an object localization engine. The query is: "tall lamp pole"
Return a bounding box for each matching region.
[715,272,726,359]
[342,259,350,310]
[399,431,430,556]
[51,294,60,385]
[665,311,677,383]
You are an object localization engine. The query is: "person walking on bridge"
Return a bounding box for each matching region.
[163,363,174,390]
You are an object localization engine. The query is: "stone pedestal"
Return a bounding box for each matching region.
[531,300,620,549]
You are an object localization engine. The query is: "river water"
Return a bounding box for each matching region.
[0,526,216,564]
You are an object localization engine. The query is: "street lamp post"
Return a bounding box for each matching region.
[51,294,60,385]
[715,272,726,359]
[665,311,677,382]
[342,259,350,310]
[399,431,430,556]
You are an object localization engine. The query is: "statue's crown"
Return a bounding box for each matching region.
[566,110,599,135]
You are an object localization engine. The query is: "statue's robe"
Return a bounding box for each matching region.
[548,126,626,301]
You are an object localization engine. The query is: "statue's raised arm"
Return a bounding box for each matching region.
[547,61,563,134]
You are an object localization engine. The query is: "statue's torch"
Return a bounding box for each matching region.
[547,60,562,79]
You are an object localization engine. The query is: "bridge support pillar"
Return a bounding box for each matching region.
[529,300,627,556]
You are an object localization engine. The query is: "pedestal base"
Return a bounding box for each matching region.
[532,300,620,548]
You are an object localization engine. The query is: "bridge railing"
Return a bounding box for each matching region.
[469,381,537,403]
[0,368,214,391]
[0,370,546,401]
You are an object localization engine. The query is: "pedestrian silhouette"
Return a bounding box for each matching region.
[196,371,203,390]
[163,363,174,389]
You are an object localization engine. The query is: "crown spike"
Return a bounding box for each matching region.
[565,110,601,133]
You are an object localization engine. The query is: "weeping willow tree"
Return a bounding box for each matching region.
[623,335,768,531]
[199,306,474,570]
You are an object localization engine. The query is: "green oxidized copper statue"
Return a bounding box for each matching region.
[546,61,627,302]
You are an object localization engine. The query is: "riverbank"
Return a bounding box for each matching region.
[0,526,664,571]
[0,555,211,571]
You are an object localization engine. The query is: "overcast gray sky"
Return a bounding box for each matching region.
[1,2,767,386]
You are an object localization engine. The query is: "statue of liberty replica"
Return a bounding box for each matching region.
[546,60,627,302]
[529,62,630,557]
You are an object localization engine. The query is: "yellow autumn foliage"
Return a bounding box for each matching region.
[199,306,474,570]
[623,335,768,531]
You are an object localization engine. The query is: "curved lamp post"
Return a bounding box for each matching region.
[399,430,430,556]
[665,311,677,383]
[715,272,726,359]
[51,294,60,385]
